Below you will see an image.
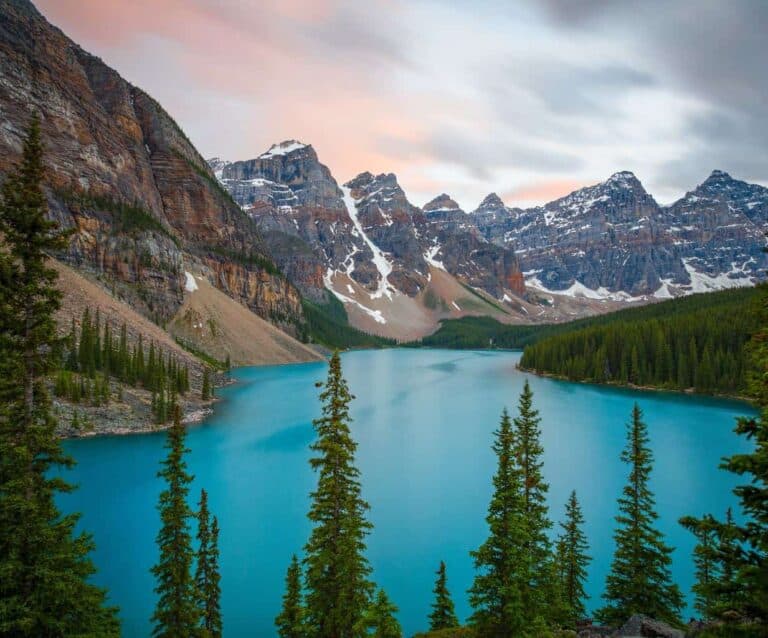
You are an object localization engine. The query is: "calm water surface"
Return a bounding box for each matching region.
[61,349,754,636]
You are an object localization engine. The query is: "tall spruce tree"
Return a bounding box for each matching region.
[0,116,119,635]
[195,488,222,638]
[361,589,402,638]
[596,404,683,627]
[276,554,305,638]
[303,351,374,638]
[556,490,591,627]
[468,408,528,637]
[151,405,199,637]
[680,513,720,619]
[201,367,212,401]
[428,561,459,631]
[513,380,555,623]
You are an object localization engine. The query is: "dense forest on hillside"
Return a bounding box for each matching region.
[518,286,762,395]
[417,287,761,353]
[302,296,396,349]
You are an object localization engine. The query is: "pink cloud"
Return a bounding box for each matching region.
[503,179,589,206]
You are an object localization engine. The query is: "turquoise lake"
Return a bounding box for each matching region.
[61,349,754,637]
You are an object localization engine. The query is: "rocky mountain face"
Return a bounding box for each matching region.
[468,170,768,299]
[215,141,768,335]
[211,145,524,331]
[0,0,304,332]
[662,170,768,292]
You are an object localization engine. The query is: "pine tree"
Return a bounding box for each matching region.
[303,351,373,638]
[0,115,119,635]
[596,404,683,627]
[513,380,554,623]
[201,367,212,401]
[428,560,459,631]
[195,488,222,638]
[556,491,591,627]
[682,284,768,626]
[468,408,527,636]
[276,554,305,638]
[680,513,720,619]
[151,405,199,637]
[361,589,402,638]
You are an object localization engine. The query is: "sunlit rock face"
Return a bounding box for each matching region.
[0,0,305,330]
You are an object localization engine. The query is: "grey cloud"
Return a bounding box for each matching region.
[532,0,768,191]
[657,109,768,196]
[300,6,414,69]
[516,62,656,115]
[428,130,584,180]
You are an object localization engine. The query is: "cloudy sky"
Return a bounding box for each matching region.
[37,0,768,209]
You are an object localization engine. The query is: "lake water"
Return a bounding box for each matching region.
[61,349,754,637]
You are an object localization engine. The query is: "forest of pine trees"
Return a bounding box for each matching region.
[53,307,192,423]
[519,287,761,396]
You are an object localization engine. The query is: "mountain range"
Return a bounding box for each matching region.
[1,0,766,349]
[211,145,768,338]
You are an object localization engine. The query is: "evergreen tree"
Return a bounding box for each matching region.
[0,116,119,635]
[468,408,527,637]
[303,351,373,638]
[680,513,720,619]
[151,405,199,637]
[682,284,768,628]
[513,380,554,623]
[361,589,402,638]
[719,412,768,624]
[195,488,222,638]
[596,404,683,627]
[556,491,591,626]
[428,561,459,631]
[201,368,212,401]
[276,554,306,638]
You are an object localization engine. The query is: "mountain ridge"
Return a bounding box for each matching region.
[211,137,767,337]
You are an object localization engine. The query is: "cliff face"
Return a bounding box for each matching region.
[0,0,304,330]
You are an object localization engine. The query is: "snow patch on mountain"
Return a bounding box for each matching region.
[341,186,395,299]
[423,242,446,271]
[527,277,643,302]
[259,140,307,158]
[682,259,754,293]
[184,272,199,293]
[322,268,386,324]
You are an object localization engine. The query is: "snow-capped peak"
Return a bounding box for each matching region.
[707,169,732,181]
[259,140,308,159]
[606,170,640,188]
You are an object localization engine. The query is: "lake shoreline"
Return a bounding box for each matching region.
[518,365,753,405]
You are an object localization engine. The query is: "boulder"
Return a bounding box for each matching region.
[614,614,684,638]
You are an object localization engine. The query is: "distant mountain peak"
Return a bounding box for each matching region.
[346,171,399,190]
[423,193,461,212]
[707,169,732,180]
[606,170,641,187]
[258,140,309,159]
[477,192,505,210]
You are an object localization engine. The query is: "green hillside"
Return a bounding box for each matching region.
[519,286,762,396]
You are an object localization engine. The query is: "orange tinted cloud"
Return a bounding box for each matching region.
[503,179,590,205]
